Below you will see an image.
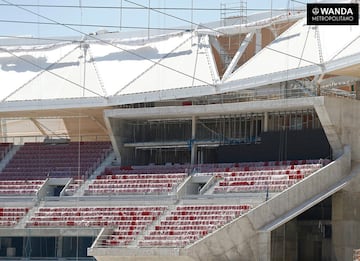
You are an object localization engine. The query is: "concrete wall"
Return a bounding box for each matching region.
[320,97,360,260]
[323,97,360,161]
[332,164,360,261]
[89,247,192,261]
[106,118,134,166]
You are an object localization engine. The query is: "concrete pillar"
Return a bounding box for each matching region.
[0,120,2,141]
[355,81,360,100]
[257,232,271,261]
[314,104,343,159]
[191,116,197,165]
[255,29,262,53]
[57,236,63,258]
[104,117,122,164]
[332,173,360,261]
[269,220,297,261]
[250,118,254,141]
[284,220,298,261]
[264,112,269,132]
[0,119,6,142]
[108,119,134,166]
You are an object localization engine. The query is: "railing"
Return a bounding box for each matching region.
[321,88,356,100]
[0,135,110,145]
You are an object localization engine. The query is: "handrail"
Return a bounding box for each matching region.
[0,135,110,145]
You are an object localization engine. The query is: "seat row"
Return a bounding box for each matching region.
[38,206,165,212]
[27,206,167,229]
[85,187,174,195]
[0,207,29,227]
[85,173,188,196]
[0,180,46,196]
[97,173,187,180]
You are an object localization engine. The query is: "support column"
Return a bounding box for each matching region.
[191,116,197,165]
[0,119,6,142]
[314,104,343,158]
[0,120,3,142]
[268,220,297,261]
[332,172,360,261]
[355,81,360,100]
[255,29,262,54]
[56,236,63,258]
[264,112,269,132]
[257,231,271,261]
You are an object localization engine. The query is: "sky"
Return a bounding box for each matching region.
[0,0,305,38]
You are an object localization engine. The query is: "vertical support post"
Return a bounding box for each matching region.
[191,116,197,165]
[57,236,63,258]
[264,112,269,132]
[250,115,254,142]
[355,81,360,100]
[255,29,262,54]
[257,231,272,261]
[0,119,4,142]
[148,0,150,40]
[119,0,123,31]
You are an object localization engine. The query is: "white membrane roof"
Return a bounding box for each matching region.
[0,32,215,102]
[223,17,360,90]
[1,13,360,109]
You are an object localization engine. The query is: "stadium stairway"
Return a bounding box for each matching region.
[67,151,116,197]
[15,201,45,229]
[89,147,352,261]
[131,204,178,247]
[0,145,21,172]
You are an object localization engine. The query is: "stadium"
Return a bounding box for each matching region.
[0,0,359,260]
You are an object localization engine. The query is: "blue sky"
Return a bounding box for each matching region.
[0,0,304,37]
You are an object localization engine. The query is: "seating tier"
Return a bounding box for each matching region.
[213,163,323,193]
[0,141,112,180]
[85,172,187,196]
[27,206,167,246]
[138,204,251,248]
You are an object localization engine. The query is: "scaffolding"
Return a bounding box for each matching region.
[220,1,247,27]
[219,1,248,71]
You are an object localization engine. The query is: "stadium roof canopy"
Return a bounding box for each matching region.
[221,17,360,92]
[0,31,216,104]
[0,13,359,110]
[0,8,359,139]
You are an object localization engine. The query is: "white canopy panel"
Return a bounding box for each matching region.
[225,17,360,86]
[5,44,106,101]
[0,32,216,102]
